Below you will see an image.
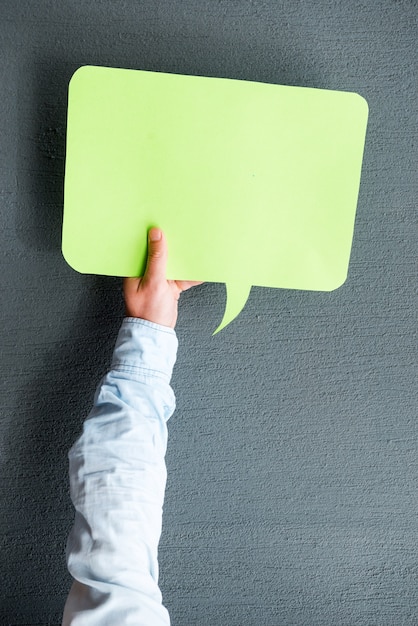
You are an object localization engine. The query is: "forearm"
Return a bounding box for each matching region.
[62,318,178,626]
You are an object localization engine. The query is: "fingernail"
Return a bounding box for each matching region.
[149,228,162,242]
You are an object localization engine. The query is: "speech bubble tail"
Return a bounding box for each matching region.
[213,283,252,335]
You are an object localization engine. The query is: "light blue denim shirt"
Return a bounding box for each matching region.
[62,317,178,626]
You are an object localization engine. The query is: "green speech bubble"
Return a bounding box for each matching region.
[62,66,368,333]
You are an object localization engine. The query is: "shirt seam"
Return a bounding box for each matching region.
[123,317,176,336]
[111,363,170,382]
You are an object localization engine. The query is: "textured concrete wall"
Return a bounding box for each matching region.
[0,1,417,624]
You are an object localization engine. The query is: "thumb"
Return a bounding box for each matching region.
[143,227,167,283]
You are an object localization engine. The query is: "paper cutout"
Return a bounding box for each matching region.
[62,65,368,333]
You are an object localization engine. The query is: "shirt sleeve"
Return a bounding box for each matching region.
[62,317,178,626]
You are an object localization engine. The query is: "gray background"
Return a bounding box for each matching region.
[0,1,417,624]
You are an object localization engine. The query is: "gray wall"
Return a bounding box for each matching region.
[1,1,417,624]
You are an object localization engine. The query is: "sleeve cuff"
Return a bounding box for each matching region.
[111,317,178,383]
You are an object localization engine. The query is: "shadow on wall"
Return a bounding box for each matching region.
[1,275,123,622]
[14,57,77,254]
[7,59,125,621]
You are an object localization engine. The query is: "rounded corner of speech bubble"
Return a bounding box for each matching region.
[61,237,88,274]
[332,278,349,293]
[323,267,350,293]
[351,91,369,118]
[61,243,87,275]
[68,64,94,88]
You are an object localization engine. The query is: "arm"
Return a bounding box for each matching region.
[62,229,201,625]
[62,318,177,625]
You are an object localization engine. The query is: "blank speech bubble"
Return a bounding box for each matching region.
[62,66,368,333]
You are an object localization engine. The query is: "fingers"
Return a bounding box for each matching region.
[123,276,141,295]
[124,229,202,295]
[143,227,167,284]
[176,280,204,292]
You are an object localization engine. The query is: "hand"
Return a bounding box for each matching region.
[123,228,202,329]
